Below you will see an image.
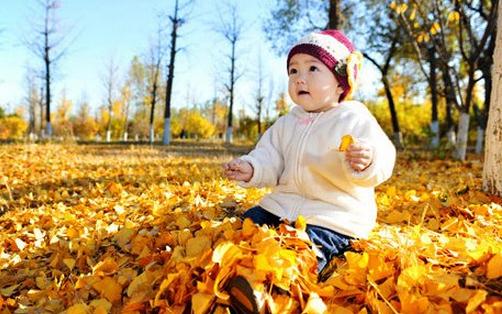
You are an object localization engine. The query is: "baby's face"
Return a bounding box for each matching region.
[288,53,343,112]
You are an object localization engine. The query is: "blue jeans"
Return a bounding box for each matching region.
[243,206,353,273]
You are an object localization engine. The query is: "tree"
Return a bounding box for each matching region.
[72,100,98,140]
[120,84,132,141]
[217,4,244,144]
[163,0,189,145]
[24,67,41,137]
[127,56,147,140]
[395,0,498,160]
[26,0,71,138]
[359,0,404,148]
[264,0,347,54]
[146,24,165,144]
[253,51,266,138]
[482,0,501,196]
[275,92,290,117]
[53,91,73,137]
[102,58,119,142]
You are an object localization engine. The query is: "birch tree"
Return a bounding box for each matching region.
[163,0,189,145]
[482,1,502,196]
[216,4,244,144]
[26,0,72,138]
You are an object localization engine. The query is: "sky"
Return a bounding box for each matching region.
[0,0,379,117]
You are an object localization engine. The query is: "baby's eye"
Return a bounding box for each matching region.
[309,66,319,72]
[288,68,297,75]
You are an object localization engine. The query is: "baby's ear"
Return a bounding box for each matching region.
[336,84,344,94]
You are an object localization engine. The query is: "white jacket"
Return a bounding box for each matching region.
[238,101,396,239]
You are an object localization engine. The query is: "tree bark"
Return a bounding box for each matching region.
[483,1,502,196]
[429,46,440,148]
[382,76,402,148]
[226,40,236,144]
[328,0,340,29]
[163,0,180,145]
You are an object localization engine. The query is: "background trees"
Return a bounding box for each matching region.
[0,0,498,171]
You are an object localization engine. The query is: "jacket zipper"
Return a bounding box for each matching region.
[293,112,321,218]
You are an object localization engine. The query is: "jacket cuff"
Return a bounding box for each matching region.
[343,143,379,186]
[236,155,261,188]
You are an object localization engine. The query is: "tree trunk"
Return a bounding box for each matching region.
[455,66,477,160]
[483,2,502,196]
[162,118,171,144]
[382,76,402,148]
[149,82,157,144]
[163,0,179,145]
[455,112,470,161]
[226,41,236,144]
[475,127,484,154]
[328,0,340,29]
[429,47,440,148]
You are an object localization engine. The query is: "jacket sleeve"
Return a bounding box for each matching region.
[341,110,396,187]
[237,119,285,188]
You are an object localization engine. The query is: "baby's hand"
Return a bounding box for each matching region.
[345,142,373,172]
[223,158,254,182]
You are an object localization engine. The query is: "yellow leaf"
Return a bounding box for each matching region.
[89,298,112,314]
[63,258,76,271]
[448,11,460,22]
[397,3,408,14]
[242,218,256,237]
[127,271,151,297]
[295,215,307,231]
[67,227,79,238]
[346,252,369,269]
[113,228,135,248]
[430,22,440,35]
[338,134,354,152]
[66,303,90,314]
[92,277,122,303]
[191,293,214,314]
[186,235,211,257]
[302,292,327,314]
[466,290,487,313]
[0,284,20,297]
[486,253,502,279]
[212,242,241,265]
[14,238,27,251]
[93,257,119,275]
[410,7,416,20]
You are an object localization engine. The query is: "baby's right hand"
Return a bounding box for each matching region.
[223,158,254,182]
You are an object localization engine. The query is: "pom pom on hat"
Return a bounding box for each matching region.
[287,30,362,101]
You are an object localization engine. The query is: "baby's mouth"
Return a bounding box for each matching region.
[298,90,310,96]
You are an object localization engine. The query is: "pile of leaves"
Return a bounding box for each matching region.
[0,144,501,313]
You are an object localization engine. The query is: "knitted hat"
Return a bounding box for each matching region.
[287,29,363,101]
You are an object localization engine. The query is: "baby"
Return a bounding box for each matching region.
[223,29,396,313]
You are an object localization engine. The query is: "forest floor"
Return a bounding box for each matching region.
[0,143,501,313]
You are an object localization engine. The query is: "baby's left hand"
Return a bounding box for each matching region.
[345,142,374,172]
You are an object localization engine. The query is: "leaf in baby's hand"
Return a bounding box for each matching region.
[338,134,354,152]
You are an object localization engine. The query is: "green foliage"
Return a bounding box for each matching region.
[0,106,5,119]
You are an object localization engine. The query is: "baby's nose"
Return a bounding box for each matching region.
[295,75,306,84]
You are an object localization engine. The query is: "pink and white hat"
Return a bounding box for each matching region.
[287,29,362,101]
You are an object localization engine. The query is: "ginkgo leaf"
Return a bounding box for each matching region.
[1,144,500,313]
[66,303,90,314]
[92,277,122,303]
[192,293,214,314]
[338,135,354,152]
[486,253,502,279]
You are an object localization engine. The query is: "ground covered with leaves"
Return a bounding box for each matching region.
[0,144,501,313]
